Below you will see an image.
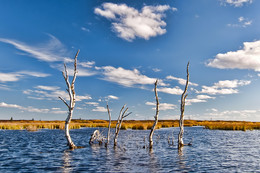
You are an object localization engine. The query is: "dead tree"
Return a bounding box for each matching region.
[114,105,131,146]
[178,62,189,149]
[89,129,105,144]
[105,103,112,147]
[59,50,79,149]
[149,80,159,149]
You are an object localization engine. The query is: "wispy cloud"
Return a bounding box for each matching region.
[166,75,198,86]
[196,79,251,95]
[0,35,67,62]
[227,16,252,27]
[0,71,50,83]
[51,62,97,77]
[206,109,260,121]
[0,35,97,77]
[18,71,50,77]
[146,101,176,111]
[0,102,48,113]
[85,102,99,106]
[0,102,67,114]
[94,3,177,41]
[207,40,260,71]
[81,27,90,32]
[35,85,60,91]
[221,0,253,7]
[0,84,10,90]
[24,85,92,101]
[152,68,161,72]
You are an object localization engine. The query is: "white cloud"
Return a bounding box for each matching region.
[24,85,92,102]
[51,107,61,110]
[186,95,215,105]
[227,16,252,27]
[51,110,67,114]
[76,95,92,101]
[0,73,21,82]
[52,63,97,77]
[96,66,166,87]
[222,0,253,7]
[196,95,215,100]
[95,3,176,41]
[18,71,51,78]
[0,35,67,62]
[197,79,251,95]
[35,85,60,91]
[0,71,50,83]
[85,102,99,106]
[79,61,95,68]
[0,102,49,113]
[199,86,238,95]
[157,86,183,95]
[211,108,218,112]
[92,106,107,112]
[206,109,260,121]
[152,68,161,72]
[214,80,251,88]
[207,40,260,71]
[0,84,10,90]
[0,102,68,114]
[145,101,176,111]
[0,35,97,77]
[107,95,119,100]
[81,27,90,32]
[166,75,198,86]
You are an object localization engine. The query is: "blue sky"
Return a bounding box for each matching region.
[0,0,260,121]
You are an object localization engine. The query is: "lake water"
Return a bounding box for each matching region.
[0,127,259,172]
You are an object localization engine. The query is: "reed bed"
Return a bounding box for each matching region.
[0,119,259,131]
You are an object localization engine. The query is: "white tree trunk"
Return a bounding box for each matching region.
[149,80,159,149]
[59,50,79,149]
[106,103,111,147]
[114,105,131,146]
[178,62,189,149]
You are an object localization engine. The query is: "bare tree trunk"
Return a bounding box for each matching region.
[114,105,131,146]
[59,50,79,149]
[105,103,111,147]
[178,62,189,149]
[149,80,159,149]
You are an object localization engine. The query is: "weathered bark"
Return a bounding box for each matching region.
[105,103,112,147]
[149,80,159,149]
[59,50,79,149]
[178,62,189,149]
[89,130,105,144]
[114,105,131,146]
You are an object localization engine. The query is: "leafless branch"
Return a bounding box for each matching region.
[114,104,130,146]
[59,96,69,108]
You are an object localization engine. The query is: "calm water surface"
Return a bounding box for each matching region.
[0,127,259,172]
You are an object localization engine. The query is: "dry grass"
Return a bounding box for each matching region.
[0,119,259,131]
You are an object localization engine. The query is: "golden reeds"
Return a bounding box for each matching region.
[0,119,259,131]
